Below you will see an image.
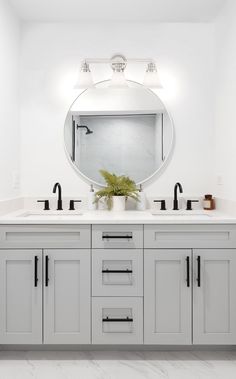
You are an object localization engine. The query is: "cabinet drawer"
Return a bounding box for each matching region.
[92,249,143,296]
[144,224,236,248]
[92,297,143,344]
[92,225,143,249]
[0,225,91,248]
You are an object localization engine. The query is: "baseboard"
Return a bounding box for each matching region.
[0,344,236,351]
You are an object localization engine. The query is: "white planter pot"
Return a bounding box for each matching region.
[112,196,126,211]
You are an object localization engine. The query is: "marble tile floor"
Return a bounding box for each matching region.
[0,350,236,379]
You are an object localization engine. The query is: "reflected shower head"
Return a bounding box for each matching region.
[77,125,93,135]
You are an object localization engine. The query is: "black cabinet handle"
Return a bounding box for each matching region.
[102,317,133,322]
[34,256,39,287]
[102,235,132,239]
[197,255,201,287]
[45,255,49,287]
[102,269,133,274]
[186,256,190,287]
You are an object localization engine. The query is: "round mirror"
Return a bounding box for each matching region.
[64,81,174,186]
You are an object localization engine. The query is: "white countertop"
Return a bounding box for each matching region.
[0,209,236,224]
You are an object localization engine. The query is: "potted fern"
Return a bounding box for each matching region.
[95,170,139,211]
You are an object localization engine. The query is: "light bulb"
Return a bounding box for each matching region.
[109,71,128,88]
[143,62,163,89]
[74,61,94,89]
[109,55,129,88]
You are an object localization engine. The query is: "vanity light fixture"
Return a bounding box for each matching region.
[74,55,163,89]
[74,61,94,89]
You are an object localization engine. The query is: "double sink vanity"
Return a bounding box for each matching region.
[0,76,236,349]
[0,193,236,347]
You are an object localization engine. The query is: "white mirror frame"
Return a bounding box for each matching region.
[64,80,175,187]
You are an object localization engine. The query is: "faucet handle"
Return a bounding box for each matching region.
[37,200,50,211]
[153,200,166,211]
[186,199,199,211]
[69,200,82,211]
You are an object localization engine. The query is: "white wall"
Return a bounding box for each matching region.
[0,0,20,200]
[20,22,215,197]
[214,0,236,201]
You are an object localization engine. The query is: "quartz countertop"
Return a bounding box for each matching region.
[0,209,236,224]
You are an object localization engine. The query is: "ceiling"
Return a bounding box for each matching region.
[9,0,226,22]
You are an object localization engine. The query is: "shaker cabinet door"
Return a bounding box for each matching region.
[43,249,91,344]
[193,249,236,344]
[0,250,42,344]
[144,249,192,344]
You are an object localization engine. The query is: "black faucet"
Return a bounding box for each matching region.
[173,182,183,210]
[53,182,63,210]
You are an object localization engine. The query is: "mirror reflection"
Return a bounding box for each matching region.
[64,81,174,185]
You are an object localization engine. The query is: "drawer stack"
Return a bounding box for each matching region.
[92,225,143,344]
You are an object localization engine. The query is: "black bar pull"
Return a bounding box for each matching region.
[45,255,49,287]
[102,316,133,322]
[186,256,190,287]
[102,269,133,274]
[197,255,201,287]
[34,256,39,287]
[72,118,76,162]
[102,235,133,239]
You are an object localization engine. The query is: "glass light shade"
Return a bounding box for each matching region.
[143,70,163,89]
[74,71,94,89]
[109,71,129,88]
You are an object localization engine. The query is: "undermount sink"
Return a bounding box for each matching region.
[17,211,83,218]
[151,211,212,219]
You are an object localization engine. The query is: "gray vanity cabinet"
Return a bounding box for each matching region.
[0,225,91,345]
[144,249,192,345]
[144,247,236,345]
[0,250,42,344]
[193,249,236,345]
[144,225,236,345]
[0,249,91,345]
[1,224,236,346]
[43,249,90,344]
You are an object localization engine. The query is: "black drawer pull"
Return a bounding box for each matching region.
[102,235,133,239]
[45,255,49,287]
[186,256,190,287]
[197,255,201,287]
[102,316,133,322]
[34,256,39,287]
[102,269,133,274]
